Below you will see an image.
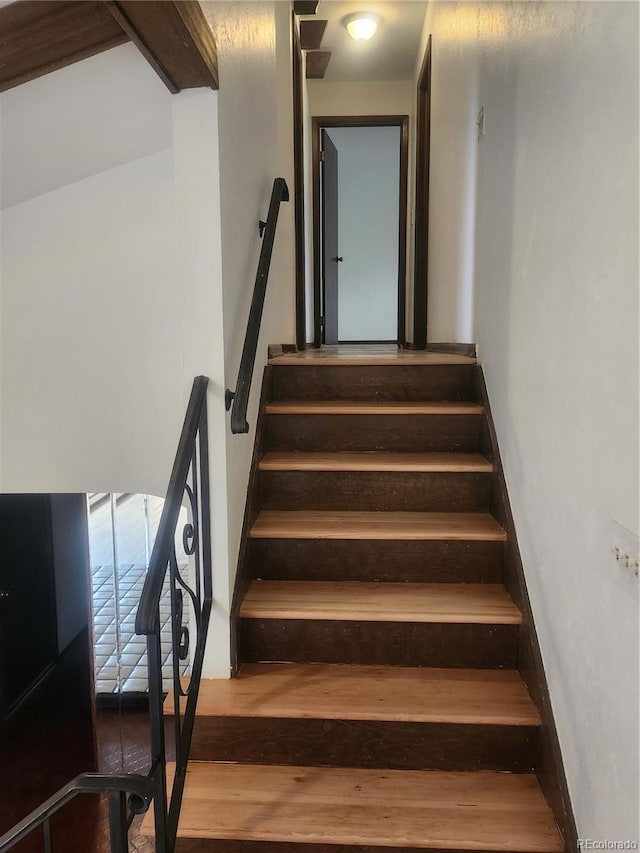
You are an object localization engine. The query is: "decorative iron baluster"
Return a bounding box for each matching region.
[136,375,212,851]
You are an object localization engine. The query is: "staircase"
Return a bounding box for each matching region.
[150,348,565,853]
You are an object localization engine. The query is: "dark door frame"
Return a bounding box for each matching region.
[311,115,410,348]
[412,35,432,349]
[320,129,340,345]
[292,13,306,350]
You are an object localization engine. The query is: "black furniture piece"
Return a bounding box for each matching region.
[0,494,91,719]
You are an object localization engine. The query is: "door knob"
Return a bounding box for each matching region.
[334,257,344,262]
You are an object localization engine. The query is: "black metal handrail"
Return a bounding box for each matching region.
[0,773,153,852]
[225,177,289,434]
[0,376,212,853]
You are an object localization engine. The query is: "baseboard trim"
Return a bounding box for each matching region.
[229,367,273,676]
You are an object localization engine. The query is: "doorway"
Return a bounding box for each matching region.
[312,116,409,347]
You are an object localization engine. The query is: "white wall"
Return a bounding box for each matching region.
[412,15,477,343]
[308,80,414,117]
[326,126,399,341]
[172,90,229,679]
[0,44,230,673]
[1,149,186,496]
[203,2,296,661]
[0,44,173,210]
[0,45,183,497]
[422,0,639,841]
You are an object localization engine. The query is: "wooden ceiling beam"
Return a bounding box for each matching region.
[0,0,128,93]
[0,0,218,95]
[105,1,218,93]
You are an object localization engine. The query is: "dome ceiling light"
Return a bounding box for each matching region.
[344,12,381,41]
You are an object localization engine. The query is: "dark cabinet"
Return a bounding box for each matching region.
[0,494,91,720]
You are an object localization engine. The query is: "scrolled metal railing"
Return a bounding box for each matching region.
[226,177,290,434]
[136,374,212,852]
[0,376,212,853]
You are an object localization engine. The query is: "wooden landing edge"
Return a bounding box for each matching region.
[475,364,578,851]
[267,343,478,358]
[268,354,477,366]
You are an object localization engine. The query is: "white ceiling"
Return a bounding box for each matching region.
[309,1,427,82]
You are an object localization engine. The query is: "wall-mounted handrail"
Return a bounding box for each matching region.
[226,177,290,434]
[0,773,153,852]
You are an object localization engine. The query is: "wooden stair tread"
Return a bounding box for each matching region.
[259,451,493,473]
[250,510,506,541]
[266,401,484,415]
[190,664,540,725]
[162,762,563,851]
[269,348,476,366]
[240,581,521,625]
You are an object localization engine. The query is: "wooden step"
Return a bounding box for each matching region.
[270,364,476,402]
[163,762,564,852]
[258,453,494,513]
[259,451,493,472]
[250,511,506,541]
[240,581,520,624]
[193,663,538,724]
[266,401,483,415]
[186,664,539,772]
[239,581,520,668]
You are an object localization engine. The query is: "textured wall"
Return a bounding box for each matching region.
[422,1,639,840]
[202,2,296,674]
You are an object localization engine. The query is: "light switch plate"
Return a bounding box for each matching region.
[610,519,639,578]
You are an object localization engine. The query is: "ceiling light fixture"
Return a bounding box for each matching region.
[344,12,381,41]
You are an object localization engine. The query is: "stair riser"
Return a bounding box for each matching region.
[240,620,518,668]
[270,365,476,402]
[177,841,522,853]
[258,471,492,512]
[190,717,538,772]
[265,414,481,452]
[247,539,504,583]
